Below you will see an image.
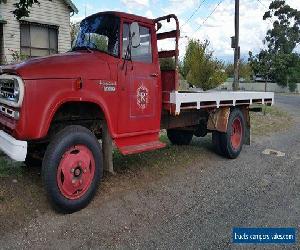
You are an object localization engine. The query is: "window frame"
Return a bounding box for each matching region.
[20,21,59,58]
[121,20,153,64]
[0,24,3,64]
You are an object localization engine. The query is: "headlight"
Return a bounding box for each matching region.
[13,79,20,101]
[0,75,24,107]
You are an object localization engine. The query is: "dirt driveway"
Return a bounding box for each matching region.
[0,95,299,249]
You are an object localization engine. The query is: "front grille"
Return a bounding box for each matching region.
[0,113,16,135]
[0,79,15,100]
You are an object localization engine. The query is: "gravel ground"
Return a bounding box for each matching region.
[0,94,299,249]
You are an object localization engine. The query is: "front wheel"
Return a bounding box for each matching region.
[42,125,103,213]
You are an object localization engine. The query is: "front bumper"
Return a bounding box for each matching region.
[0,130,27,161]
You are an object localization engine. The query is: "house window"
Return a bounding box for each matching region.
[20,22,58,58]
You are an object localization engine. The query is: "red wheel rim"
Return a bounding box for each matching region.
[230,117,243,151]
[57,145,95,200]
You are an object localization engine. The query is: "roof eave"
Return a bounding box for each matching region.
[64,0,78,14]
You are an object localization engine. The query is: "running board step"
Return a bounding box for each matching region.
[119,141,166,155]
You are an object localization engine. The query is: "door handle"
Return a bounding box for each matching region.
[150,73,159,78]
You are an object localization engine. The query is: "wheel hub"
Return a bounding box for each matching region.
[74,167,82,177]
[56,145,95,200]
[230,117,243,151]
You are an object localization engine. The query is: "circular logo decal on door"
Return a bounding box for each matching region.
[137,84,149,110]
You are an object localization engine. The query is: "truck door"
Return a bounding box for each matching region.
[117,21,161,134]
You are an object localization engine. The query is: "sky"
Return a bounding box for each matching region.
[71,0,300,63]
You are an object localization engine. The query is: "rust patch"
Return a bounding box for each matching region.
[207,107,230,133]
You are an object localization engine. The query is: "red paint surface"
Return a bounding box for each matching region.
[0,12,180,153]
[230,117,243,150]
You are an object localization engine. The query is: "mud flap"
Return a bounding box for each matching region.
[244,123,251,145]
[242,107,251,145]
[207,107,230,133]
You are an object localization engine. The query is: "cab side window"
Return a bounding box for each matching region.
[122,23,152,63]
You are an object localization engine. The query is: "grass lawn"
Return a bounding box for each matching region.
[0,156,24,178]
[250,106,293,136]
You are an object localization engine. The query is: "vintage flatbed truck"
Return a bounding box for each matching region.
[0,11,274,213]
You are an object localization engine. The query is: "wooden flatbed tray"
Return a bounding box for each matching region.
[170,91,275,114]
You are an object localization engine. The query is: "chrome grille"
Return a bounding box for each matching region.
[0,74,24,108]
[0,79,16,100]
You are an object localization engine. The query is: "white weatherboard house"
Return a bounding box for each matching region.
[0,0,78,64]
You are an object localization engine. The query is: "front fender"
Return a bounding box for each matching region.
[16,79,118,140]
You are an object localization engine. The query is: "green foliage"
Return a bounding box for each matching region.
[225,60,252,81]
[0,157,24,177]
[249,50,300,86]
[8,49,28,64]
[249,0,300,87]
[288,82,297,92]
[288,57,300,83]
[182,40,227,90]
[90,34,108,52]
[70,22,80,45]
[159,58,176,70]
[0,0,40,20]
[263,0,300,54]
[71,22,108,53]
[248,50,272,81]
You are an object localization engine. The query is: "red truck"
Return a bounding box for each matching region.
[0,12,274,213]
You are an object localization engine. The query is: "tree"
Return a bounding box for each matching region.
[70,22,80,45]
[0,0,40,20]
[263,0,300,54]
[182,40,227,91]
[159,58,176,71]
[248,50,272,81]
[249,0,300,87]
[225,60,252,81]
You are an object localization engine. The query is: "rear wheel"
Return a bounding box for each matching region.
[167,129,193,145]
[218,108,245,159]
[42,125,102,213]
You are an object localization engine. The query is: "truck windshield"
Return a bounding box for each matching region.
[73,14,120,57]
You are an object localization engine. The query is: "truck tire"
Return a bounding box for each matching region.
[42,125,103,213]
[219,108,245,159]
[167,129,193,145]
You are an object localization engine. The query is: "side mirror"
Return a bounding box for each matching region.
[130,22,140,48]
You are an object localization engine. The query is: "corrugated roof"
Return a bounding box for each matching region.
[64,0,78,14]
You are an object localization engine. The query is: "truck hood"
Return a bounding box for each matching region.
[1,51,111,80]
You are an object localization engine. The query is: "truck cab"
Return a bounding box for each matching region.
[0,11,274,213]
